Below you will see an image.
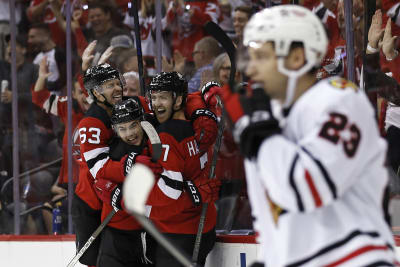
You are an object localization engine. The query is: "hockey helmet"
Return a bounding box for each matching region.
[83,63,125,100]
[243,5,328,106]
[148,71,188,104]
[111,98,144,125]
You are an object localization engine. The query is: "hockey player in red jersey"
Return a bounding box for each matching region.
[94,98,160,267]
[73,63,127,266]
[146,71,221,267]
[214,5,399,267]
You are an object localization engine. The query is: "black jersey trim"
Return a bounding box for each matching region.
[160,175,184,191]
[289,153,304,212]
[301,146,337,199]
[157,120,194,142]
[87,152,109,170]
[286,230,381,267]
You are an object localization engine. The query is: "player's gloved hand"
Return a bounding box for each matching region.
[93,179,123,210]
[191,108,218,152]
[220,85,281,159]
[122,152,163,177]
[184,178,222,207]
[201,81,221,108]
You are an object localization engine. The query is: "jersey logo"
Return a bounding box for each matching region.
[266,192,285,224]
[329,78,358,91]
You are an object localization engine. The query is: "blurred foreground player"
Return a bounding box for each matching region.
[219,5,399,267]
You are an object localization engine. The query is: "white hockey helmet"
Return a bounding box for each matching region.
[243,5,328,106]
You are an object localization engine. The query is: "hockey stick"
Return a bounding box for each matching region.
[130,0,146,96]
[66,122,162,267]
[123,163,194,267]
[66,208,117,267]
[191,21,236,265]
[141,121,162,162]
[204,21,236,90]
[191,97,225,265]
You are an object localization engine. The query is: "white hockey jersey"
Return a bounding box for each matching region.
[245,77,399,267]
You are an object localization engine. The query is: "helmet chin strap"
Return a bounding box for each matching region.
[99,93,115,109]
[277,58,314,108]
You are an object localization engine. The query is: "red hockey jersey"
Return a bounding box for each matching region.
[147,119,217,234]
[75,103,123,210]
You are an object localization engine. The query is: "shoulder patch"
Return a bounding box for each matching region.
[329,78,358,91]
[157,120,194,142]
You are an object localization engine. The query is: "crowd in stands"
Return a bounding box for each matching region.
[0,0,399,239]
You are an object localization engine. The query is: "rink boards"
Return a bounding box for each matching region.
[0,235,399,266]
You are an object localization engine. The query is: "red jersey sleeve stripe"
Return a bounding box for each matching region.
[304,169,322,208]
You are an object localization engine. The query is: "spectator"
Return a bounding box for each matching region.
[123,0,172,76]
[116,48,139,74]
[27,0,67,48]
[108,34,134,67]
[123,71,140,97]
[165,0,221,61]
[84,3,132,56]
[212,53,241,86]
[366,10,400,176]
[0,34,41,174]
[28,23,67,94]
[188,36,221,93]
[0,0,23,60]
[218,0,235,39]
[232,6,252,46]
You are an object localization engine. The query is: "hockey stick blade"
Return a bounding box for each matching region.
[204,21,236,89]
[66,208,117,267]
[123,163,155,215]
[123,164,193,266]
[141,121,162,162]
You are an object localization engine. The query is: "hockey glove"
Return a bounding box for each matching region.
[191,109,218,152]
[93,179,123,211]
[220,85,281,159]
[201,81,221,108]
[184,178,222,207]
[122,152,163,177]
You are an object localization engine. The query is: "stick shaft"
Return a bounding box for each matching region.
[192,97,226,264]
[134,213,193,267]
[130,0,146,96]
[66,209,117,267]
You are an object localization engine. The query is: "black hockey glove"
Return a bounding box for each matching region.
[221,85,281,159]
[184,178,222,206]
[122,151,138,176]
